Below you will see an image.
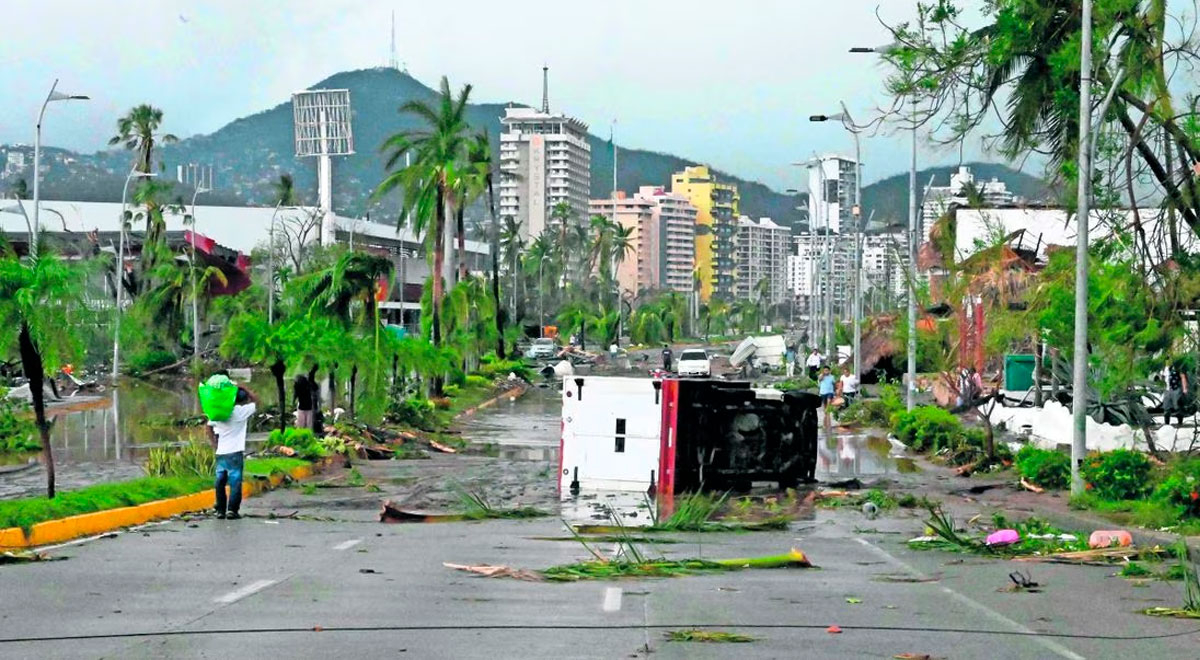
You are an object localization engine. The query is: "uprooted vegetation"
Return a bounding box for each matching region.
[1142,541,1200,620]
[447,517,814,582]
[664,630,756,643]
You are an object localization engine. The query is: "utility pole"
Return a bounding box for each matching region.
[906,99,918,411]
[1071,0,1094,496]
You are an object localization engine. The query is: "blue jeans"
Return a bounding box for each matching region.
[215,451,244,515]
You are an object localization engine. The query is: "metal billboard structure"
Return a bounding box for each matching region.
[292,89,354,246]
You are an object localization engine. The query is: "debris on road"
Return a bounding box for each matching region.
[0,550,64,564]
[826,625,842,634]
[664,630,755,643]
[1019,478,1044,493]
[985,529,1019,546]
[442,563,545,582]
[1088,530,1132,548]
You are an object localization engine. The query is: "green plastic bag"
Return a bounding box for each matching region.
[198,374,238,421]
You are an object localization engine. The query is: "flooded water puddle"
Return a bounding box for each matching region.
[816,428,910,481]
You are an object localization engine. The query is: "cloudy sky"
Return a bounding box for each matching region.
[0,0,1011,190]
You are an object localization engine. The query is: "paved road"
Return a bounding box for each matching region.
[3,390,1199,658]
[3,487,1199,659]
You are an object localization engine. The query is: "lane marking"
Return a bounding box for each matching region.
[213,579,277,605]
[333,539,362,551]
[854,538,1084,660]
[602,587,623,613]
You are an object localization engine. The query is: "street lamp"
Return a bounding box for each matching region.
[852,41,917,411]
[0,201,33,245]
[1071,0,1094,495]
[810,104,864,384]
[112,170,157,384]
[188,182,211,368]
[33,79,89,259]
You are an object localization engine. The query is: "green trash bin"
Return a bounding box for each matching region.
[1004,354,1036,391]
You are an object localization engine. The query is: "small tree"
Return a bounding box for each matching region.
[0,242,91,498]
[221,311,326,432]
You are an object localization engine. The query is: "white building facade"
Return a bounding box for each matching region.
[921,166,1016,242]
[734,216,789,305]
[807,154,858,235]
[498,106,591,241]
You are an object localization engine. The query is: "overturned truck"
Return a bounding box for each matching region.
[559,377,820,497]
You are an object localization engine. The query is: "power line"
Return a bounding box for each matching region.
[2,622,1198,645]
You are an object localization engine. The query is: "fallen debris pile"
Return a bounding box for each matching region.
[444,548,814,582]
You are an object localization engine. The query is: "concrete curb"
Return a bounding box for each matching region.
[0,456,335,550]
[457,383,528,419]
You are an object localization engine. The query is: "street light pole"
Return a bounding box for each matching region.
[32,80,89,259]
[189,182,210,368]
[112,170,156,383]
[850,41,916,409]
[1071,0,1094,496]
[906,98,918,411]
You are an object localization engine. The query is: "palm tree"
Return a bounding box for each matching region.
[500,216,525,316]
[109,104,177,174]
[294,250,394,324]
[374,76,473,354]
[272,173,298,206]
[550,202,573,284]
[110,105,177,294]
[468,133,507,358]
[0,242,90,498]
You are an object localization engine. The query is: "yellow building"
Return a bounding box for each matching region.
[670,165,739,301]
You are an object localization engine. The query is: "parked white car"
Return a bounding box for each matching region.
[676,349,711,377]
[526,337,559,360]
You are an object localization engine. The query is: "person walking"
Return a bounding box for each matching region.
[785,345,796,378]
[818,367,836,406]
[806,349,823,380]
[1163,363,1190,426]
[293,374,313,430]
[839,369,859,403]
[661,344,674,372]
[207,385,258,520]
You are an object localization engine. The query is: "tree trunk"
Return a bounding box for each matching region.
[431,184,446,397]
[349,364,358,419]
[307,364,320,434]
[328,363,338,410]
[270,359,287,433]
[456,205,467,283]
[19,323,54,499]
[1032,338,1044,407]
[488,176,505,359]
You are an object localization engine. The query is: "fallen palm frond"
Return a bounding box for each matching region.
[1013,546,1174,565]
[1142,607,1200,619]
[528,535,682,544]
[572,516,791,535]
[911,505,1096,558]
[0,550,63,564]
[444,548,813,582]
[655,492,728,531]
[453,484,549,520]
[664,630,755,643]
[541,548,812,582]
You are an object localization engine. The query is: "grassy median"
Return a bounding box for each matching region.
[0,476,210,533]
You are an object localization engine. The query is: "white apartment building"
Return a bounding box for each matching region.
[589,187,697,297]
[920,166,1016,242]
[788,230,909,321]
[807,154,859,234]
[498,106,591,241]
[734,216,789,305]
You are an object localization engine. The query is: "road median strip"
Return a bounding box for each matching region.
[0,455,335,550]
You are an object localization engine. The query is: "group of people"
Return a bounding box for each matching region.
[785,346,857,409]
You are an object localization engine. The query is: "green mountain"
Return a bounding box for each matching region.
[5,68,1048,233]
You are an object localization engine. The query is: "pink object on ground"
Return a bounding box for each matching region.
[1088,530,1133,548]
[985,529,1020,546]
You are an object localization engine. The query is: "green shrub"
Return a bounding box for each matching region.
[144,438,216,478]
[773,376,815,392]
[465,374,490,388]
[125,349,177,376]
[1015,446,1071,490]
[477,358,530,381]
[0,398,38,454]
[267,428,326,460]
[443,384,461,397]
[1082,449,1153,501]
[1153,459,1200,517]
[891,406,962,453]
[386,397,436,429]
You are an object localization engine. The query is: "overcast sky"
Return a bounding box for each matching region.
[0,0,1012,191]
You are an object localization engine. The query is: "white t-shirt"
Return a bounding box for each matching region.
[209,403,256,455]
[840,373,858,393]
[806,353,823,367]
